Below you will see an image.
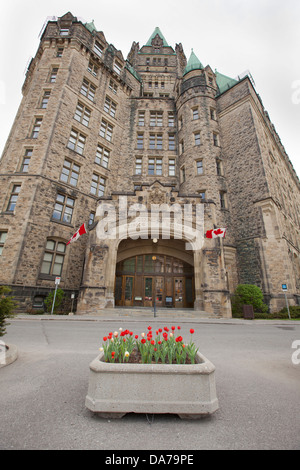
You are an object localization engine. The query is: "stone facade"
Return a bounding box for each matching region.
[0,12,299,316]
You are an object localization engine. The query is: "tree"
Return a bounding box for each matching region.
[232,284,268,315]
[44,288,65,314]
[0,286,17,337]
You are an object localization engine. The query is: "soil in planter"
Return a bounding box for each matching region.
[102,349,197,365]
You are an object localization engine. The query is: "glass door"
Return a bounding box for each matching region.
[155,277,164,307]
[174,278,184,308]
[144,277,153,307]
[124,276,134,306]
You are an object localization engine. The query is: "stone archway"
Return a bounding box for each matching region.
[114,238,195,308]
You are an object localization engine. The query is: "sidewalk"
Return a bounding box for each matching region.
[14,308,297,326]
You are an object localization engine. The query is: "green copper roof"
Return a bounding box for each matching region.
[84,20,97,33]
[183,50,203,75]
[215,70,238,94]
[146,27,169,47]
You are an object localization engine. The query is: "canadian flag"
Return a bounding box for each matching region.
[67,223,87,245]
[205,228,226,239]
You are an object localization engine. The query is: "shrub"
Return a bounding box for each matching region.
[44,288,65,314]
[232,284,268,316]
[0,286,17,337]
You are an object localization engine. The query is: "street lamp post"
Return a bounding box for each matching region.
[152,255,157,318]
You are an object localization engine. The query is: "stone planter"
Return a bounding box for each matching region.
[85,351,219,419]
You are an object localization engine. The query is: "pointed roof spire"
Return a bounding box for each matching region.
[84,19,97,33]
[183,49,203,75]
[146,27,169,47]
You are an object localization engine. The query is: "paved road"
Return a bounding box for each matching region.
[1,315,300,450]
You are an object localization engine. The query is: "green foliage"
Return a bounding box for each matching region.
[231,284,268,316]
[254,306,300,320]
[0,286,17,337]
[44,288,65,314]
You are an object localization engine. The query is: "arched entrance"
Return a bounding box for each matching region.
[114,239,195,308]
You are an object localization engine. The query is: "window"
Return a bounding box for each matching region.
[20,149,33,172]
[148,158,162,175]
[180,140,184,154]
[94,41,103,57]
[192,108,199,120]
[138,111,145,126]
[137,133,144,149]
[0,231,7,256]
[67,129,86,155]
[88,61,99,77]
[49,67,58,83]
[135,158,142,175]
[149,134,163,150]
[7,185,21,211]
[181,166,186,183]
[109,79,118,94]
[194,132,201,146]
[56,47,64,58]
[88,212,95,226]
[168,159,175,176]
[41,240,66,276]
[40,90,51,108]
[104,96,117,118]
[210,108,216,120]
[60,29,69,36]
[99,120,113,142]
[198,191,206,201]
[95,144,110,168]
[148,81,152,88]
[91,174,106,197]
[220,192,226,209]
[150,111,163,127]
[52,194,74,223]
[216,159,222,176]
[213,133,219,147]
[168,112,175,127]
[74,102,91,127]
[31,118,42,139]
[60,159,80,187]
[114,60,122,75]
[146,58,150,65]
[80,79,96,102]
[196,160,203,175]
[168,134,175,150]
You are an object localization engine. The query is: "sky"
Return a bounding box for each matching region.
[0,0,299,178]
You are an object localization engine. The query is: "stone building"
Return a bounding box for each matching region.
[0,12,299,316]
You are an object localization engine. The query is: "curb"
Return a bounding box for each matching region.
[11,313,298,326]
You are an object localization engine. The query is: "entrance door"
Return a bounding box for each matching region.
[155,277,164,307]
[174,278,184,308]
[144,277,153,307]
[124,276,134,306]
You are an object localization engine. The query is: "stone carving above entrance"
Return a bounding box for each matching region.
[148,185,167,205]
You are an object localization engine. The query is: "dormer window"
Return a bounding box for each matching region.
[94,41,103,57]
[60,28,69,36]
[114,61,122,75]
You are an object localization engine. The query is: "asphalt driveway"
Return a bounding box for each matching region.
[1,315,299,450]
